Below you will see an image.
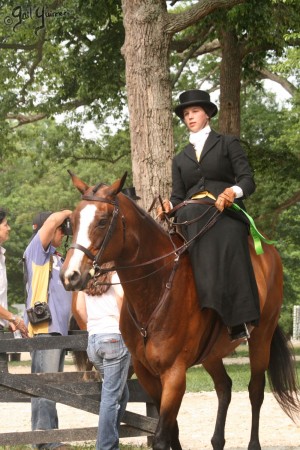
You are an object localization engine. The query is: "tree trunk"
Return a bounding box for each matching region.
[218,28,242,137]
[121,0,173,210]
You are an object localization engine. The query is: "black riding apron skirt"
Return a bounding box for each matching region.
[175,203,260,328]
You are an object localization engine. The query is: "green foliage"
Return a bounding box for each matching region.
[239,87,300,331]
[0,0,125,122]
[1,117,131,305]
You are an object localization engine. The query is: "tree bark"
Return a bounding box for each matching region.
[218,28,242,137]
[121,0,173,208]
[121,0,247,207]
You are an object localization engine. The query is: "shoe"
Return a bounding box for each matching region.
[228,323,250,342]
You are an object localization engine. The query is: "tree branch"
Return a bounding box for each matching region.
[193,38,221,57]
[72,154,128,163]
[0,43,38,51]
[255,190,300,222]
[7,112,48,128]
[20,30,46,102]
[166,0,246,35]
[257,67,296,97]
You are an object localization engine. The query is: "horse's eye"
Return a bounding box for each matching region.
[97,219,108,229]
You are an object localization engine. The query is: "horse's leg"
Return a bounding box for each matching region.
[202,357,232,450]
[247,331,270,450]
[134,360,184,450]
[157,367,186,450]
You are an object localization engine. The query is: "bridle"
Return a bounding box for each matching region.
[69,192,183,284]
[70,193,125,277]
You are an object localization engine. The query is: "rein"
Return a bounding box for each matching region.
[69,193,221,342]
[70,194,221,284]
[87,207,221,284]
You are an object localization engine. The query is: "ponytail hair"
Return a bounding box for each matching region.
[84,261,114,296]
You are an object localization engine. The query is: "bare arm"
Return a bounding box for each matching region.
[115,291,124,313]
[113,273,124,313]
[0,305,29,337]
[39,210,72,250]
[72,291,87,330]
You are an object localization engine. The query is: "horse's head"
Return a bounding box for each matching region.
[60,170,127,291]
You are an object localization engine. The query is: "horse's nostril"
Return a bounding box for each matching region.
[68,270,81,287]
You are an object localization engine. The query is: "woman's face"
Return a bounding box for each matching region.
[0,219,11,244]
[183,106,209,133]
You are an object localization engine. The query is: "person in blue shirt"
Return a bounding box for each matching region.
[24,210,72,450]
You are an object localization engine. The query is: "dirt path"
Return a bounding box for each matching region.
[3,359,300,449]
[1,391,299,449]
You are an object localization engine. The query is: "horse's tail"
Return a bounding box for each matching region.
[267,325,300,421]
[69,315,93,372]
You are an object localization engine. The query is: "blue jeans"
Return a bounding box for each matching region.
[31,334,65,450]
[87,333,131,450]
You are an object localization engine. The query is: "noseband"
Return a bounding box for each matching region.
[70,193,124,276]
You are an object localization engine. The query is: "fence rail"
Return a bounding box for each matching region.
[0,331,158,446]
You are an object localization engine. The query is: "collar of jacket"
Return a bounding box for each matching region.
[184,130,220,163]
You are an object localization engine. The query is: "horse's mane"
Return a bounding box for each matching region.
[92,182,107,194]
[118,192,170,235]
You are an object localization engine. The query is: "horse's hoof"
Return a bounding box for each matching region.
[248,441,261,450]
[211,437,225,450]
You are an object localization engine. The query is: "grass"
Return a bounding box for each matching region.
[186,344,300,392]
[186,362,297,392]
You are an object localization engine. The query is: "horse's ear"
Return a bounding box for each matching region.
[67,170,90,194]
[119,172,128,191]
[108,172,128,196]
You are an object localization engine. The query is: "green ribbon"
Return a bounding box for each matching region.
[230,203,276,255]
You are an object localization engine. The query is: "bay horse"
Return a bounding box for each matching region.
[60,171,299,450]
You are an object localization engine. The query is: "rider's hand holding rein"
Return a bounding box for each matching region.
[215,187,236,212]
[157,199,171,221]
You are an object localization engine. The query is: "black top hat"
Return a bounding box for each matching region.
[174,89,218,120]
[121,187,141,200]
[32,211,52,234]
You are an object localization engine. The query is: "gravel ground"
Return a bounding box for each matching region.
[2,354,300,449]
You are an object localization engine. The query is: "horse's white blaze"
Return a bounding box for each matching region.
[64,204,97,278]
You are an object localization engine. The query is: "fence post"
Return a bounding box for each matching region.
[0,332,9,373]
[146,402,158,447]
[293,305,300,341]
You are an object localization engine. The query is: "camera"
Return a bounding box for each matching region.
[27,301,52,325]
[61,218,72,236]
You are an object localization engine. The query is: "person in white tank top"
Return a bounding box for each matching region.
[72,264,131,450]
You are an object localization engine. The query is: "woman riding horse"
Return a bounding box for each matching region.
[158,89,260,342]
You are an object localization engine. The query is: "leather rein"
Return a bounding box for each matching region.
[70,194,221,281]
[69,193,221,341]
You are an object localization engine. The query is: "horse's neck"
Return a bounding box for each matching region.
[122,206,172,264]
[117,209,175,320]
